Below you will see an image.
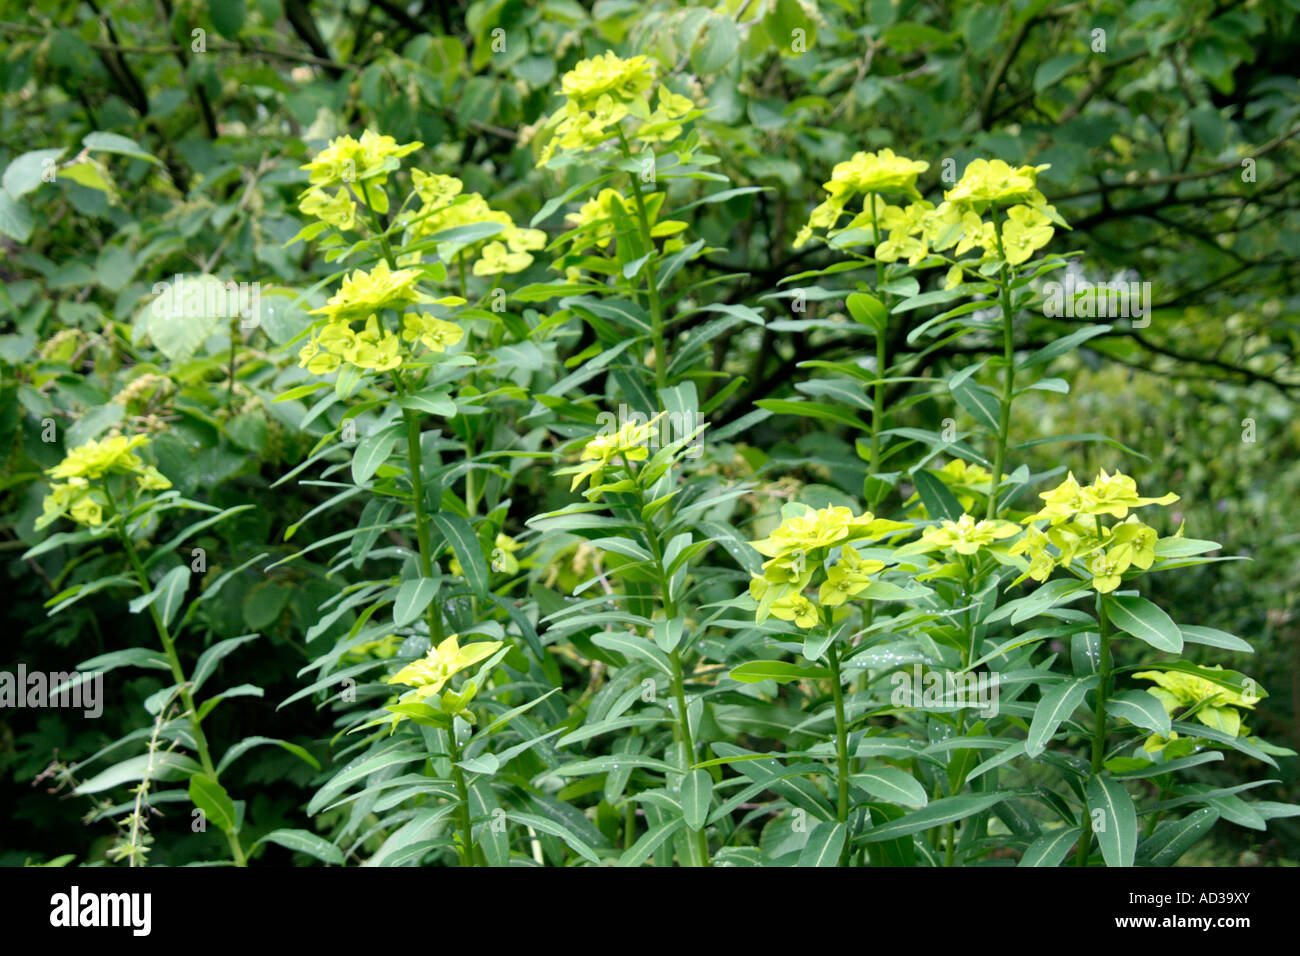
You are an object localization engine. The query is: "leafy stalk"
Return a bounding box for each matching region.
[826,637,852,866]
[102,485,247,867]
[445,726,478,866]
[987,208,1017,520]
[618,130,668,391]
[1075,589,1114,867]
[391,372,445,646]
[624,459,709,866]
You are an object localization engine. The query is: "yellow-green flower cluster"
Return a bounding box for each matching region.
[537,52,697,164]
[385,634,503,725]
[298,262,464,375]
[297,130,416,204]
[747,504,907,628]
[561,413,665,493]
[795,153,1064,279]
[402,172,546,277]
[928,160,1060,281]
[918,512,1021,555]
[1134,666,1260,753]
[37,434,171,530]
[1010,469,1178,592]
[795,149,929,249]
[558,188,687,278]
[299,130,422,216]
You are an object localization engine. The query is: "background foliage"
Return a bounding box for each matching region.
[2,0,1298,866]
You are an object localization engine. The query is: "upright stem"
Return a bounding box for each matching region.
[826,640,852,865]
[1075,591,1113,867]
[359,181,445,645]
[103,487,246,867]
[631,464,709,867]
[986,209,1016,520]
[668,648,708,866]
[393,372,445,646]
[868,196,888,479]
[359,179,397,268]
[618,131,668,391]
[446,726,478,866]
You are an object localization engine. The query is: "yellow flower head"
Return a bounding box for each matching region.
[945,159,1049,206]
[1027,469,1178,526]
[299,187,357,230]
[387,634,503,698]
[795,151,929,249]
[312,261,426,323]
[301,130,422,191]
[411,170,464,209]
[400,311,465,354]
[473,241,533,276]
[920,513,1021,555]
[1135,667,1260,739]
[748,503,906,604]
[300,314,404,375]
[565,414,666,492]
[827,149,929,200]
[38,434,171,530]
[769,592,821,629]
[1008,525,1057,583]
[49,434,149,480]
[818,546,887,606]
[539,52,700,163]
[561,52,655,110]
[1000,203,1055,265]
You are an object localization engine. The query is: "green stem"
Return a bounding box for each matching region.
[1075,592,1114,867]
[827,640,852,865]
[618,130,668,392]
[392,372,445,646]
[103,486,246,867]
[628,460,708,866]
[868,196,887,478]
[669,648,708,867]
[986,208,1016,520]
[446,726,477,866]
[359,179,397,268]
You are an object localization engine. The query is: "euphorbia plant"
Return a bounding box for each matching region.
[26,433,299,866]
[715,151,1296,866]
[271,130,569,866]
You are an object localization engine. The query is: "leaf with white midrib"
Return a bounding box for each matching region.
[431,513,488,599]
[796,821,847,867]
[680,769,712,831]
[858,792,1010,842]
[1107,689,1171,738]
[1026,676,1095,757]
[852,768,928,807]
[1107,595,1183,652]
[1019,826,1082,867]
[1087,774,1137,867]
[393,578,438,627]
